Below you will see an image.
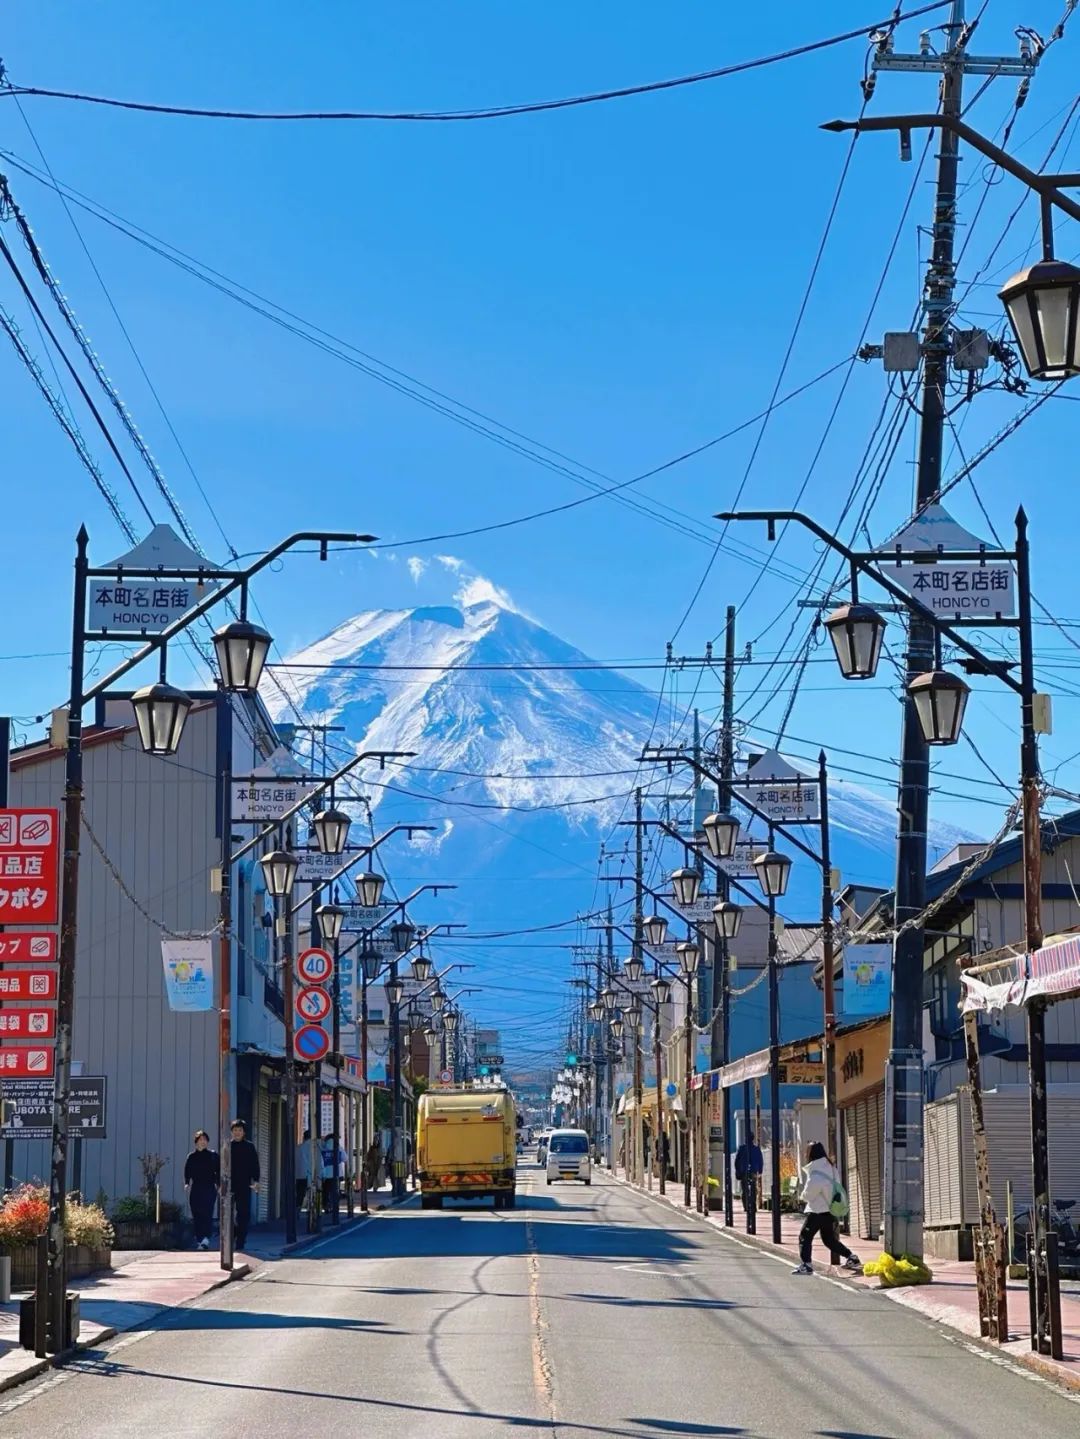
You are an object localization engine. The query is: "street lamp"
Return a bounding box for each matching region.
[702,811,739,860]
[624,955,645,985]
[644,915,668,947]
[588,1000,603,1021]
[610,1014,625,1041]
[652,976,671,1005]
[260,848,299,898]
[714,900,743,941]
[677,942,700,976]
[212,618,272,691]
[356,871,386,908]
[670,868,701,908]
[316,903,345,944]
[824,602,887,681]
[130,682,193,756]
[411,953,434,983]
[391,919,416,953]
[360,946,382,983]
[443,1008,460,1034]
[311,807,351,855]
[601,986,617,1011]
[753,850,791,899]
[430,986,446,1013]
[422,1024,437,1044]
[908,670,970,746]
[385,974,405,1008]
[999,259,1080,381]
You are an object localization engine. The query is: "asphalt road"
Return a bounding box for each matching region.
[2,1167,1076,1438]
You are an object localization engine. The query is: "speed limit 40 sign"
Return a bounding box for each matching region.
[295,947,333,985]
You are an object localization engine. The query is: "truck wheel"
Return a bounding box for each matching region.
[584,1178,592,1186]
[546,1177,553,1186]
[431,1195,443,1210]
[506,1191,516,1209]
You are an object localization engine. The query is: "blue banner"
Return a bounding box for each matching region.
[842,943,891,1017]
[161,939,214,1013]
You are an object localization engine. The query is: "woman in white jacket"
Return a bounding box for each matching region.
[792,1142,862,1276]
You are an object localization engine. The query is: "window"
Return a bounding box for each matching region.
[550,1134,588,1154]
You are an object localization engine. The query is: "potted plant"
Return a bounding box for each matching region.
[64,1195,114,1277]
[0,1184,113,1289]
[111,1195,186,1248]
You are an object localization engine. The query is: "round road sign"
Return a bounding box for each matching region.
[295,986,332,1023]
[296,947,333,984]
[294,1023,331,1063]
[439,1069,452,1083]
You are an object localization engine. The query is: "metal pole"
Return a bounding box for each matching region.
[308,909,322,1234]
[218,749,235,1271]
[1017,508,1059,1356]
[743,1080,754,1235]
[360,959,370,1212]
[390,964,404,1199]
[819,751,838,1164]
[718,605,736,1224]
[653,1007,666,1195]
[280,886,297,1247]
[46,525,89,1351]
[884,0,966,1264]
[767,861,782,1245]
[0,716,12,1194]
[331,929,341,1225]
[683,977,693,1208]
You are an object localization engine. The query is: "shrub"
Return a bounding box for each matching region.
[0,1183,49,1251]
[112,1195,152,1223]
[65,1197,114,1250]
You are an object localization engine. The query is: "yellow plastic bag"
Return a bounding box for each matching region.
[861,1252,933,1287]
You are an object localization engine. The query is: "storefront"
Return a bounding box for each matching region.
[835,1017,890,1242]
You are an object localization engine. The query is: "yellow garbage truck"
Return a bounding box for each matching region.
[416,1086,517,1209]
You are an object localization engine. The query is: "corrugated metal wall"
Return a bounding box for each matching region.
[842,1089,884,1241]
[8,708,219,1207]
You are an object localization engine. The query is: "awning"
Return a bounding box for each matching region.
[620,1086,683,1115]
[700,1036,825,1091]
[961,930,1080,1011]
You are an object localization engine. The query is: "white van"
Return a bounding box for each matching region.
[546,1128,591,1185]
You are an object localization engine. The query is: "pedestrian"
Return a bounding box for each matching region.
[734,1131,764,1211]
[320,1132,346,1211]
[792,1141,862,1276]
[228,1117,260,1251]
[183,1129,219,1251]
[296,1129,311,1214]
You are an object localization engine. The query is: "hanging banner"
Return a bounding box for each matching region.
[161,938,214,1013]
[842,943,891,1017]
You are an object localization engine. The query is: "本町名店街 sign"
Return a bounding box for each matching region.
[231,779,318,821]
[880,561,1015,617]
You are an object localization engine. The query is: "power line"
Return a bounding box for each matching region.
[0,6,950,124]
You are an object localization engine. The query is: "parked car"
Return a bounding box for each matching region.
[546,1128,591,1185]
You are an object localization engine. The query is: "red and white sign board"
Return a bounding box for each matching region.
[295,985,332,1024]
[0,933,57,963]
[0,969,58,1000]
[296,947,333,985]
[0,1009,56,1039]
[0,810,60,925]
[0,1048,55,1077]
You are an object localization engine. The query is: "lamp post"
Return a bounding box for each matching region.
[677,942,700,1208]
[47,526,375,1339]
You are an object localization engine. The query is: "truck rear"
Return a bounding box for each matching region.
[416,1087,517,1209]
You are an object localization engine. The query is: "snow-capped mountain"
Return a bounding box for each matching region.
[265,582,977,1058]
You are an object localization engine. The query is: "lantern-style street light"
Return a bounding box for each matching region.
[644,915,668,948]
[652,976,671,1005]
[677,942,700,976]
[131,682,193,756]
[430,987,446,1013]
[702,811,739,860]
[601,986,617,1011]
[311,807,351,856]
[624,955,645,985]
[355,872,386,909]
[753,850,791,899]
[908,670,970,746]
[670,868,701,908]
[212,618,272,692]
[824,602,887,681]
[391,919,416,954]
[260,848,299,898]
[713,900,743,941]
[385,974,405,1008]
[588,1000,604,1021]
[411,952,434,983]
[316,903,345,944]
[999,259,1080,381]
[443,1008,460,1034]
[610,1013,625,1041]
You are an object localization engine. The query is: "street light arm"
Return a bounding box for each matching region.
[80,531,375,708]
[821,113,1080,241]
[717,509,1024,695]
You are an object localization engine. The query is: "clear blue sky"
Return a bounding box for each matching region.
[2,1,1079,839]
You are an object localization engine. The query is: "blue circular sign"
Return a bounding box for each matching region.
[666,1082,678,1097]
[294,1023,330,1062]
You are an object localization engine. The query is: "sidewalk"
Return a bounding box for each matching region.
[620,1175,1080,1394]
[0,1247,248,1394]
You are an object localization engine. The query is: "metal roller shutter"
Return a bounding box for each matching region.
[867,1089,885,1241]
[257,1082,271,1223]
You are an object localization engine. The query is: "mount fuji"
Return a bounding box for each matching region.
[265,577,977,1061]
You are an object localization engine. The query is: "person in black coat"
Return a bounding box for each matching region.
[183,1130,220,1250]
[229,1118,260,1249]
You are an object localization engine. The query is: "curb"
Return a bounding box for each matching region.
[610,1171,1080,1398]
[0,1259,250,1395]
[247,1190,415,1262]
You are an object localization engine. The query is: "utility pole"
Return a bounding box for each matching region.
[819,751,838,1164]
[715,607,736,1223]
[633,789,645,1187]
[873,0,1034,1261]
[766,824,782,1245]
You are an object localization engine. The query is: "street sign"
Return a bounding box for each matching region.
[719,840,759,880]
[479,1054,504,1067]
[778,1060,825,1084]
[296,948,333,984]
[0,969,58,1000]
[0,933,56,963]
[0,1048,54,1078]
[737,749,820,823]
[340,902,392,932]
[295,985,332,1023]
[0,1076,106,1139]
[231,778,318,822]
[296,851,345,883]
[86,526,219,633]
[294,1023,331,1063]
[672,895,717,922]
[0,809,60,925]
[0,1009,56,1039]
[438,1070,452,1084]
[879,559,1015,618]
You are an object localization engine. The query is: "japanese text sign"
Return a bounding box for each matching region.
[0,933,56,962]
[0,969,58,1000]
[87,579,206,634]
[0,810,60,924]
[0,1009,56,1039]
[231,779,318,821]
[0,1048,55,1078]
[880,561,1015,618]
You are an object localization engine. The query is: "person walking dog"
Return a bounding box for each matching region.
[792,1142,862,1276]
